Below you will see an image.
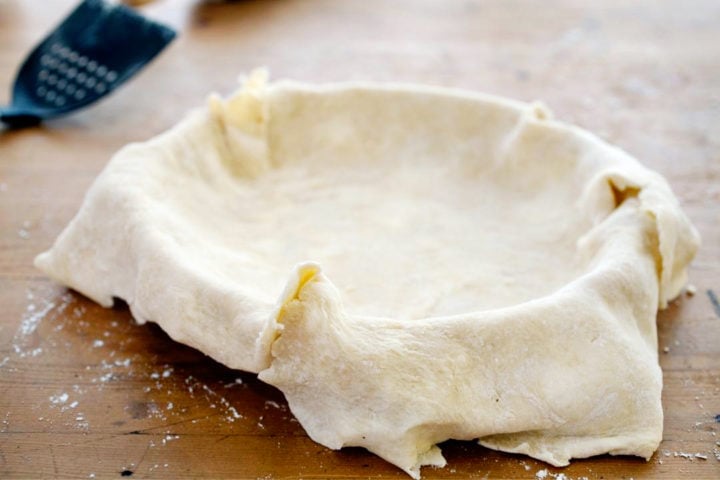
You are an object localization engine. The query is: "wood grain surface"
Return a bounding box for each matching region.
[1,0,719,478]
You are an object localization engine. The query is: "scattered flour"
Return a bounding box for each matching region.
[9,287,256,462]
[115,358,131,367]
[185,375,244,422]
[1,412,10,433]
[50,393,69,405]
[161,434,180,445]
[264,400,281,410]
[12,289,73,359]
[534,470,584,480]
[224,377,244,388]
[673,451,711,461]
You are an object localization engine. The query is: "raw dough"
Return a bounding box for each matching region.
[35,71,700,478]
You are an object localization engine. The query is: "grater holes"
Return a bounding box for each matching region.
[52,44,87,68]
[41,53,60,69]
[39,87,65,105]
[38,44,110,103]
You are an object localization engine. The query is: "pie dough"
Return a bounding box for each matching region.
[35,71,700,478]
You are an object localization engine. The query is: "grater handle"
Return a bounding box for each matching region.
[0,106,43,129]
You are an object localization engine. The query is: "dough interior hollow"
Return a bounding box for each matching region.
[35,71,700,478]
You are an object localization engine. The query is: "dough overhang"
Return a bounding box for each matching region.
[35,71,700,478]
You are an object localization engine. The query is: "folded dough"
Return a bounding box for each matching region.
[35,71,700,478]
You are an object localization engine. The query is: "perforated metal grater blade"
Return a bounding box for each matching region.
[1,0,175,128]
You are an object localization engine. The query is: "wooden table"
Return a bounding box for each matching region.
[1,0,718,478]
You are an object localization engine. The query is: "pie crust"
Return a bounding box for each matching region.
[36,71,700,478]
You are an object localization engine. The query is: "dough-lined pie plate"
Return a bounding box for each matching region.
[36,71,700,478]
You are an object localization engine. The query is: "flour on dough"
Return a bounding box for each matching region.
[35,70,700,478]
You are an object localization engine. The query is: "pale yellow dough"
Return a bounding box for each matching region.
[35,71,700,478]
